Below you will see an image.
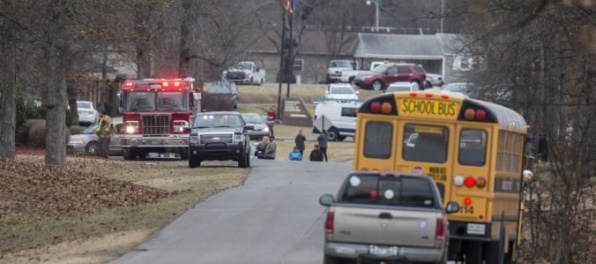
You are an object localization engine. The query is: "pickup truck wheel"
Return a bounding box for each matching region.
[238,151,248,168]
[348,77,355,85]
[327,128,339,141]
[250,77,254,85]
[372,80,383,91]
[122,148,136,160]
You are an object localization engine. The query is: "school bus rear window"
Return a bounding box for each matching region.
[402,124,449,163]
[458,129,487,166]
[364,121,392,159]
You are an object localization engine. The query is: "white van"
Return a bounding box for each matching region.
[312,102,361,141]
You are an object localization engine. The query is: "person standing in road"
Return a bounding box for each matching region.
[295,129,306,156]
[95,110,114,158]
[317,129,329,162]
[309,144,324,162]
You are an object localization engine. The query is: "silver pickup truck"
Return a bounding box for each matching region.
[319,171,459,264]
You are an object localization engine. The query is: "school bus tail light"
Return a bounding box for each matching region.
[476,177,487,188]
[463,197,472,205]
[475,109,487,121]
[464,108,487,122]
[454,175,464,186]
[370,102,381,113]
[464,176,476,188]
[381,102,392,114]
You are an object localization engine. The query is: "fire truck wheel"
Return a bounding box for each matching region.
[189,157,201,168]
[179,149,189,160]
[122,148,136,160]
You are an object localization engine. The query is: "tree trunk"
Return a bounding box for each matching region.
[42,1,68,168]
[0,3,18,159]
[178,0,193,78]
[43,43,68,167]
[0,42,17,159]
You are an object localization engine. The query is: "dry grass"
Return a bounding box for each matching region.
[1,156,249,263]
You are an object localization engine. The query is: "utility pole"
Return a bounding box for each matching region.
[276,9,287,119]
[286,0,293,98]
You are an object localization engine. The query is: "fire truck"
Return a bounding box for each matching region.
[119,78,200,160]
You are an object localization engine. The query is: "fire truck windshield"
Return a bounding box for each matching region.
[124,92,189,112]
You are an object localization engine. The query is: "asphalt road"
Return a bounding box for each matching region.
[110,159,352,264]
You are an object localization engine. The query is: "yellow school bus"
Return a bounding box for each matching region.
[353,91,528,264]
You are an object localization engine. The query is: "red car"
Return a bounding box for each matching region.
[354,63,427,91]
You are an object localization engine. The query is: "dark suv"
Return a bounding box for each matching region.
[354,63,427,91]
[188,111,252,168]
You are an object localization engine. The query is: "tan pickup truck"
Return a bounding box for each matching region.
[319,171,459,264]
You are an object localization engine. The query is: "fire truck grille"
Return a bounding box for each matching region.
[142,115,170,135]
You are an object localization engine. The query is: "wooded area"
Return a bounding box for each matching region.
[0,1,595,261]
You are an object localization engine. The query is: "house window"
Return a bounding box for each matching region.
[293,59,304,72]
[453,55,476,72]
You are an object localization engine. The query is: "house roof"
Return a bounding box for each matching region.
[247,31,471,59]
[351,33,470,59]
[247,30,357,56]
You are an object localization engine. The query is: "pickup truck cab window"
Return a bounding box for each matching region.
[338,174,437,208]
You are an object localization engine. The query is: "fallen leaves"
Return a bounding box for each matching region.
[0,157,176,221]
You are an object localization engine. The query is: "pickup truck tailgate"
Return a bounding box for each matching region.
[333,206,440,248]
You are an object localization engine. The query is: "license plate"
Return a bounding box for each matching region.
[467,223,486,235]
[369,245,398,257]
[151,139,163,145]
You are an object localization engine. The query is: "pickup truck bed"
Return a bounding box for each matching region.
[320,172,452,264]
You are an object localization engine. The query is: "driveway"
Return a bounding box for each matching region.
[110,159,352,264]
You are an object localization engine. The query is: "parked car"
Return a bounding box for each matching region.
[442,82,474,97]
[324,84,359,102]
[67,121,123,156]
[203,81,239,110]
[241,113,272,140]
[354,63,427,91]
[385,81,420,93]
[319,171,459,264]
[77,100,99,125]
[222,61,266,85]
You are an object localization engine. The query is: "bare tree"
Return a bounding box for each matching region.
[0,0,19,159]
[457,1,596,262]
